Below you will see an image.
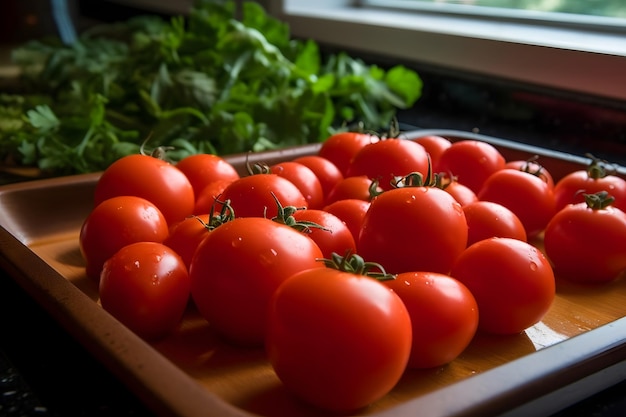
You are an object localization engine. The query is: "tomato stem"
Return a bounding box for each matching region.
[320,251,396,281]
[584,191,615,210]
[268,192,329,234]
[585,153,617,180]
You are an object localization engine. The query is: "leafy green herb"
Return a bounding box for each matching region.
[0,0,422,175]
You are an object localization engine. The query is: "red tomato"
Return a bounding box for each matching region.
[435,140,506,194]
[219,174,307,219]
[193,178,233,215]
[163,214,211,269]
[175,153,240,197]
[385,271,478,369]
[318,131,379,176]
[266,266,411,412]
[270,161,325,209]
[463,200,527,247]
[94,154,195,225]
[358,185,468,274]
[323,198,371,244]
[450,237,555,335]
[324,175,382,205]
[478,169,556,239]
[292,155,344,200]
[79,195,169,279]
[505,158,554,189]
[413,134,452,167]
[291,209,357,258]
[345,138,430,191]
[544,192,626,283]
[441,177,478,207]
[553,157,626,212]
[99,242,190,341]
[189,217,324,346]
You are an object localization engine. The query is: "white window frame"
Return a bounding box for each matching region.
[265,0,626,102]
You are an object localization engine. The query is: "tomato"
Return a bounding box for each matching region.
[450,237,555,335]
[553,156,626,212]
[358,184,468,274]
[544,192,626,283]
[270,161,325,209]
[317,131,379,176]
[292,155,344,200]
[505,158,554,189]
[324,175,382,205]
[266,260,411,412]
[291,209,357,258]
[193,178,233,215]
[219,173,307,219]
[345,138,430,191]
[163,214,211,269]
[413,134,451,167]
[435,140,506,194]
[322,198,371,244]
[385,271,478,369]
[478,169,556,239]
[441,175,478,207]
[463,200,527,247]
[94,154,195,225]
[189,217,324,346]
[79,195,170,279]
[175,153,240,198]
[99,242,190,341]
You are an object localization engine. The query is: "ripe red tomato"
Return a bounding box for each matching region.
[544,192,626,283]
[79,195,170,279]
[450,237,555,335]
[292,155,344,200]
[435,140,506,194]
[463,200,527,247]
[358,185,468,274]
[270,161,325,209]
[175,153,240,197]
[324,175,382,205]
[505,158,554,189]
[478,169,556,239]
[413,135,451,167]
[163,214,211,269]
[291,209,357,258]
[441,176,478,207]
[219,173,307,218]
[189,217,324,346]
[192,178,233,215]
[317,131,379,176]
[345,138,430,191]
[99,242,190,341]
[322,198,371,244]
[385,271,478,369]
[553,157,626,212]
[94,154,195,225]
[266,266,411,412]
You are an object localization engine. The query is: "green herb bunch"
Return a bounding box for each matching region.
[0,0,422,175]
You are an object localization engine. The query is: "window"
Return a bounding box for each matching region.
[266,0,626,102]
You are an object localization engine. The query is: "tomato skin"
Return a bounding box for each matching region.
[413,135,452,167]
[292,155,344,201]
[99,242,190,341]
[79,195,170,279]
[443,180,478,207]
[463,201,527,246]
[189,217,324,346]
[324,175,382,205]
[318,131,379,176]
[163,214,210,269]
[345,139,430,191]
[450,238,555,335]
[175,153,240,198]
[291,209,357,258]
[553,171,626,212]
[358,186,468,274]
[270,161,325,209]
[192,178,233,215]
[266,268,411,413]
[505,159,554,189]
[94,154,195,225]
[385,271,478,369]
[435,140,506,194]
[323,199,371,244]
[478,169,556,239]
[544,202,626,283]
[219,174,307,219]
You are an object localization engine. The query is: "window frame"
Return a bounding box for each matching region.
[265,0,626,102]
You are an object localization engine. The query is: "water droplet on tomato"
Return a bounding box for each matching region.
[529,261,538,271]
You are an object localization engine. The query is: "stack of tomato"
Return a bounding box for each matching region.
[78,131,626,414]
